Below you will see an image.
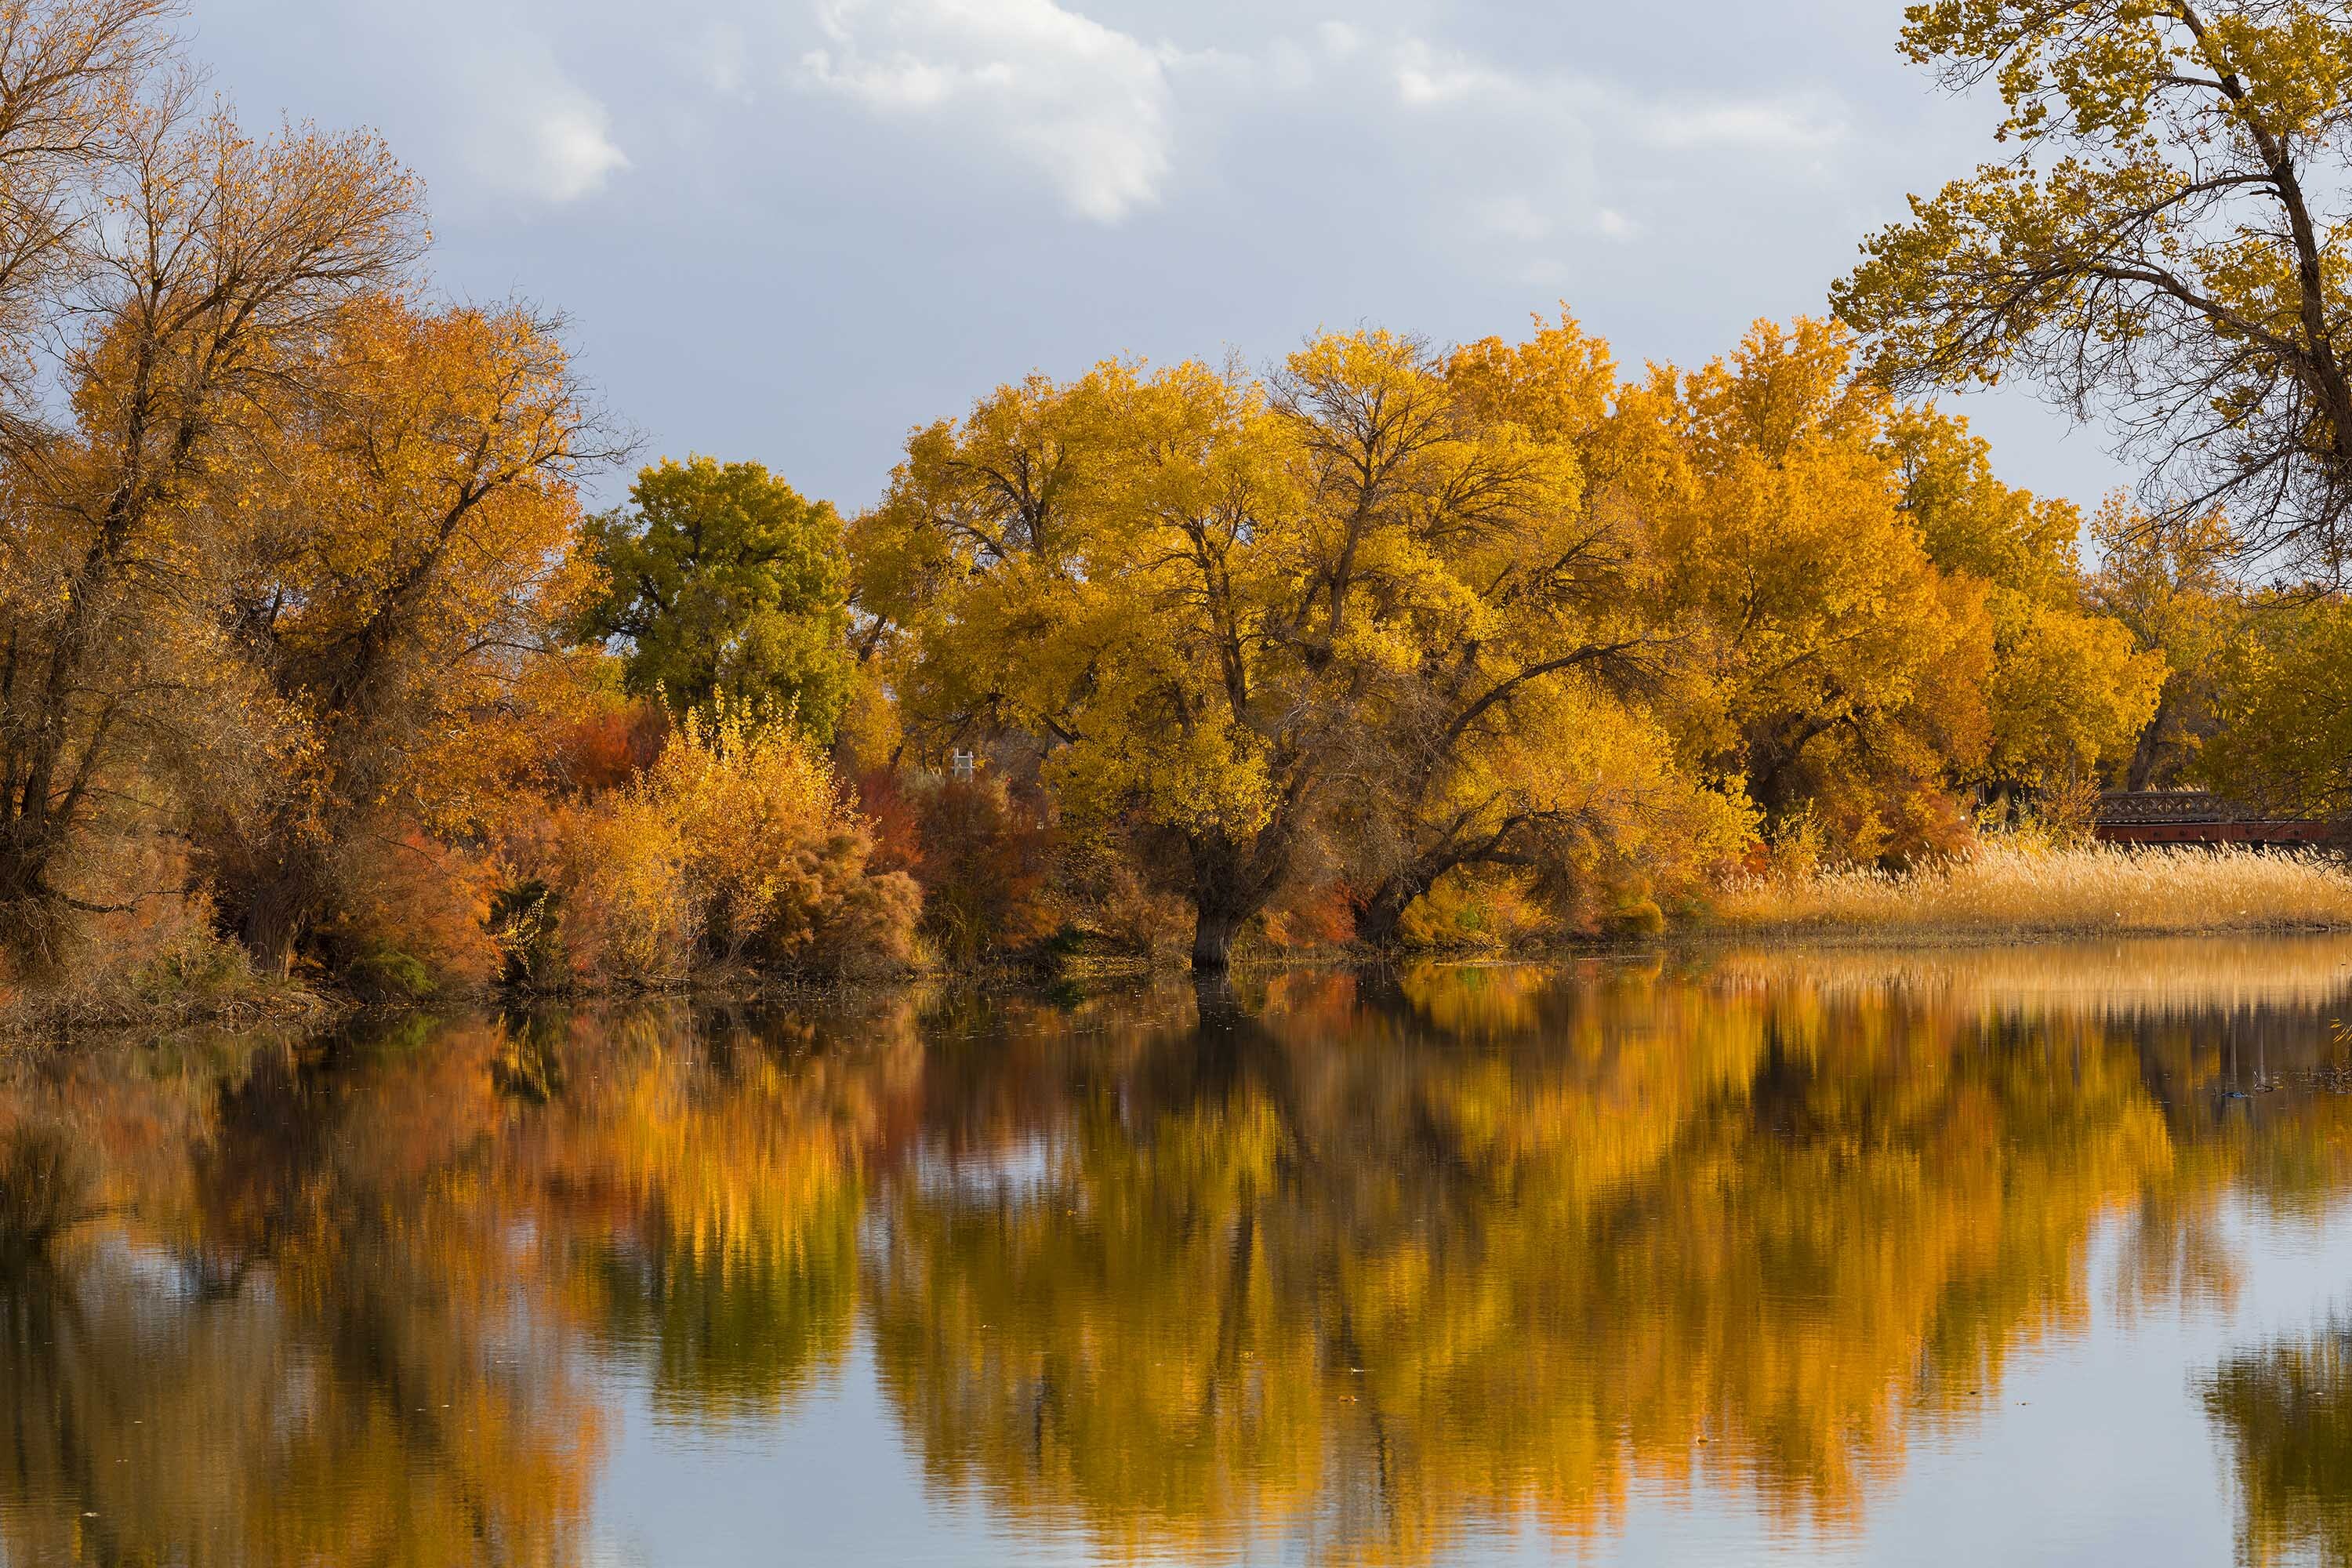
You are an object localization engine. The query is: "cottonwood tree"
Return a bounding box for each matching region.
[853,330,1744,967]
[198,296,612,971]
[1833,0,2352,578]
[2089,499,2244,786]
[575,456,854,737]
[1316,318,1747,946]
[1621,321,1998,857]
[0,74,424,953]
[1884,406,2166,793]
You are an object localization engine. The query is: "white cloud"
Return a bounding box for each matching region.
[683,20,756,100]
[1637,96,1844,152]
[1392,39,1509,107]
[354,9,630,206]
[771,3,1849,256]
[1315,20,1363,60]
[801,0,1178,223]
[478,83,630,202]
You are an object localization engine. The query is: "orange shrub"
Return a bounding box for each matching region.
[325,827,501,995]
[543,701,919,984]
[551,695,670,796]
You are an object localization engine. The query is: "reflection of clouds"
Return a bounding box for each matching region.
[0,1171,602,1565]
[909,1133,1062,1203]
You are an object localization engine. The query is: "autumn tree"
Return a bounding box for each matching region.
[1621,320,1997,858]
[576,455,855,738]
[0,1,173,384]
[2198,587,2352,812]
[854,329,1751,967]
[194,296,612,974]
[0,81,424,956]
[1832,0,2352,577]
[1331,317,1751,946]
[2088,499,2245,787]
[1885,408,2166,793]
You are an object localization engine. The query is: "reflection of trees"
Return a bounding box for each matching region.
[7,959,2352,1563]
[0,1020,604,1566]
[866,967,2181,1563]
[0,1001,916,1563]
[2203,1319,2352,1567]
[508,1003,907,1424]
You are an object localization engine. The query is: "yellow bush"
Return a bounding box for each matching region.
[552,701,919,984]
[1398,868,1559,953]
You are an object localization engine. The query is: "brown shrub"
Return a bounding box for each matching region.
[906,773,1059,965]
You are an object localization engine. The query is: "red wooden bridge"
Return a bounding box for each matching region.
[2092,791,2339,847]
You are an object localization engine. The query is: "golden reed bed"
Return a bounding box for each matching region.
[1713,844,2352,942]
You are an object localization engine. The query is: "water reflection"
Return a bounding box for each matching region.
[2204,1319,2352,1568]
[2,941,2351,1563]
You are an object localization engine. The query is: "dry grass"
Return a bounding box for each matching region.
[1711,843,2352,944]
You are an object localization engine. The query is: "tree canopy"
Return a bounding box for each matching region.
[1833,0,2352,576]
[577,456,855,738]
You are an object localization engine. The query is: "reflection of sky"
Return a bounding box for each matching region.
[579,1195,2352,1566]
[908,1135,1062,1205]
[590,1341,1103,1566]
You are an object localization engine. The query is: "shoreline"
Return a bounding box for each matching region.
[15,918,2352,1047]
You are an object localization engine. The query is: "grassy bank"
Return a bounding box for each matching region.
[0,971,336,1041]
[1711,843,2352,943]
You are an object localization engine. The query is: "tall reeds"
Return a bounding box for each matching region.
[1712,843,2352,942]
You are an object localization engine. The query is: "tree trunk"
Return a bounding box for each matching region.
[1351,875,1423,953]
[239,886,303,981]
[2125,700,2171,792]
[1187,829,1284,973]
[1190,903,1246,971]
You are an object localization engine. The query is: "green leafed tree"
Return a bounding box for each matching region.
[577,456,855,739]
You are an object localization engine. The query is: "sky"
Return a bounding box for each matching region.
[182,0,2130,516]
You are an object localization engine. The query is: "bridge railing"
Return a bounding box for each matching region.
[2093,791,2255,827]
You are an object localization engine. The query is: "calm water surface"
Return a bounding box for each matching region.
[9,942,2352,1565]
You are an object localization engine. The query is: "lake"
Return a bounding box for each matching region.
[7,941,2352,1565]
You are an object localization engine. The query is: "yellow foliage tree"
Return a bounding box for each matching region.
[1624,320,1994,859]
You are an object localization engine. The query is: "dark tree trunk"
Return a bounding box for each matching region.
[1186,829,1287,973]
[1350,875,1423,953]
[1190,903,1246,972]
[2125,699,2172,792]
[238,885,305,981]
[209,836,325,981]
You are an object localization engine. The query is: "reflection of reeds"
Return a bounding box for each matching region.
[1705,935,2352,1019]
[1715,844,2352,942]
[0,1123,96,1258]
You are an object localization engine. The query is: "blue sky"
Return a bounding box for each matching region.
[185,0,2127,515]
